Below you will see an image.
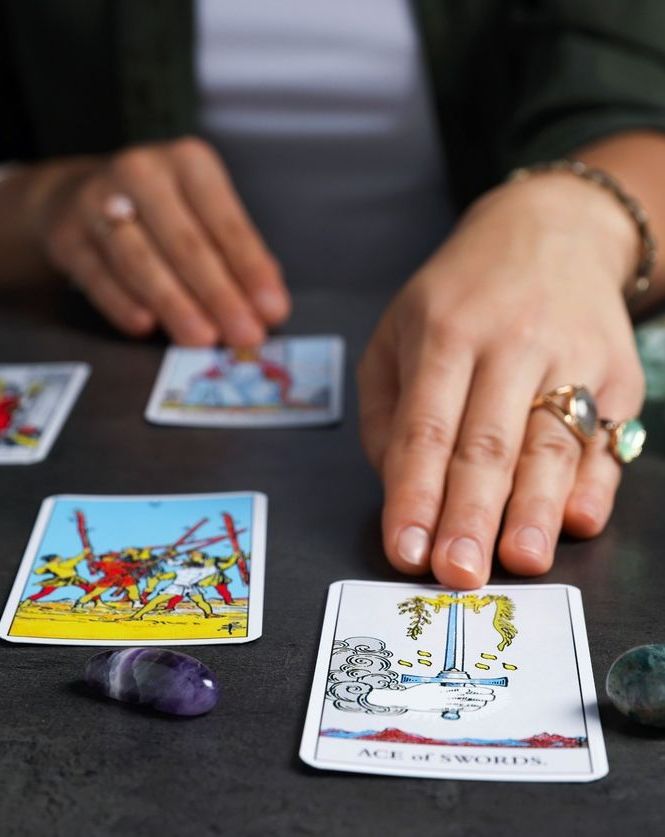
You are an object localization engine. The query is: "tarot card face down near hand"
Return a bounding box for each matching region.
[300,581,608,782]
[0,493,266,645]
[145,336,344,428]
[0,363,89,464]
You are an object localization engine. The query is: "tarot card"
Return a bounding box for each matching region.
[300,581,608,782]
[145,336,344,427]
[0,492,266,645]
[0,363,90,464]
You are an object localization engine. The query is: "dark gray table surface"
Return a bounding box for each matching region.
[1,277,665,837]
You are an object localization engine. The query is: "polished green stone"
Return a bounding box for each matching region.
[637,322,665,400]
[606,645,665,727]
[615,419,646,463]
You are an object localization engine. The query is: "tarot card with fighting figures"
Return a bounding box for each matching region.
[0,363,89,464]
[300,580,608,782]
[145,336,344,428]
[0,493,266,645]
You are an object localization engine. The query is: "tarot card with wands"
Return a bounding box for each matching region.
[0,492,266,645]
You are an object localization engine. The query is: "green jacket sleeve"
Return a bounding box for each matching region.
[416,0,665,208]
[0,2,34,160]
[502,0,665,169]
[4,0,665,214]
[0,0,195,161]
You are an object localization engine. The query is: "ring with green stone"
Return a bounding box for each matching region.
[600,418,646,464]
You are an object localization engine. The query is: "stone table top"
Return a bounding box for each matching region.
[1,278,665,837]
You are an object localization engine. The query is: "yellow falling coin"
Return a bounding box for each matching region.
[475,663,490,670]
[503,663,517,671]
[418,659,432,667]
[417,650,431,657]
[480,653,497,660]
[398,660,413,668]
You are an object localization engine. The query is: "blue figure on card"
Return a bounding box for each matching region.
[184,348,291,408]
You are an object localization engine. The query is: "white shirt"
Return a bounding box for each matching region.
[196,0,453,290]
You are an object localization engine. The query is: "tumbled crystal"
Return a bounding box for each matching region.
[574,387,597,438]
[615,419,646,463]
[85,648,219,716]
[606,645,665,727]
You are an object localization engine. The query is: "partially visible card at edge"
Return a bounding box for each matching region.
[300,580,608,782]
[0,362,90,464]
[144,335,345,427]
[0,492,267,646]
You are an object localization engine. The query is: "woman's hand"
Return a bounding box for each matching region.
[358,174,645,589]
[34,137,290,345]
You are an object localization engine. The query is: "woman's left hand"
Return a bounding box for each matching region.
[357,173,645,589]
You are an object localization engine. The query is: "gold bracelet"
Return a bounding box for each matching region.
[508,159,656,298]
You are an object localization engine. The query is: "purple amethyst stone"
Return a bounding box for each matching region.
[85,648,219,716]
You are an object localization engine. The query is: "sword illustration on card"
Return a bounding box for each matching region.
[399,592,508,719]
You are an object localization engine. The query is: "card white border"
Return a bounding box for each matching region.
[300,580,608,782]
[144,336,345,427]
[0,492,267,646]
[0,363,90,464]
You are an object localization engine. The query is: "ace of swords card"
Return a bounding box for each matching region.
[145,336,345,428]
[300,580,608,782]
[0,492,266,646]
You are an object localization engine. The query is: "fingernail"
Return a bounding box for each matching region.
[224,319,264,348]
[255,289,288,322]
[179,317,217,346]
[396,526,430,567]
[515,526,547,557]
[128,309,155,335]
[447,537,484,578]
[576,500,601,525]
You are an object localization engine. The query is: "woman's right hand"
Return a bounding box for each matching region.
[37,137,290,345]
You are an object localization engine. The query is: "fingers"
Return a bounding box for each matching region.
[498,370,607,576]
[371,315,640,589]
[71,140,289,346]
[564,363,645,537]
[379,333,474,575]
[127,175,266,346]
[357,325,399,473]
[561,433,621,539]
[170,138,291,326]
[68,240,156,337]
[429,349,545,589]
[92,218,219,346]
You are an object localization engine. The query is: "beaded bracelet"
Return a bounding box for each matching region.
[508,159,656,298]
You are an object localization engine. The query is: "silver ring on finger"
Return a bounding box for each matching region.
[97,193,138,236]
[531,384,598,445]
